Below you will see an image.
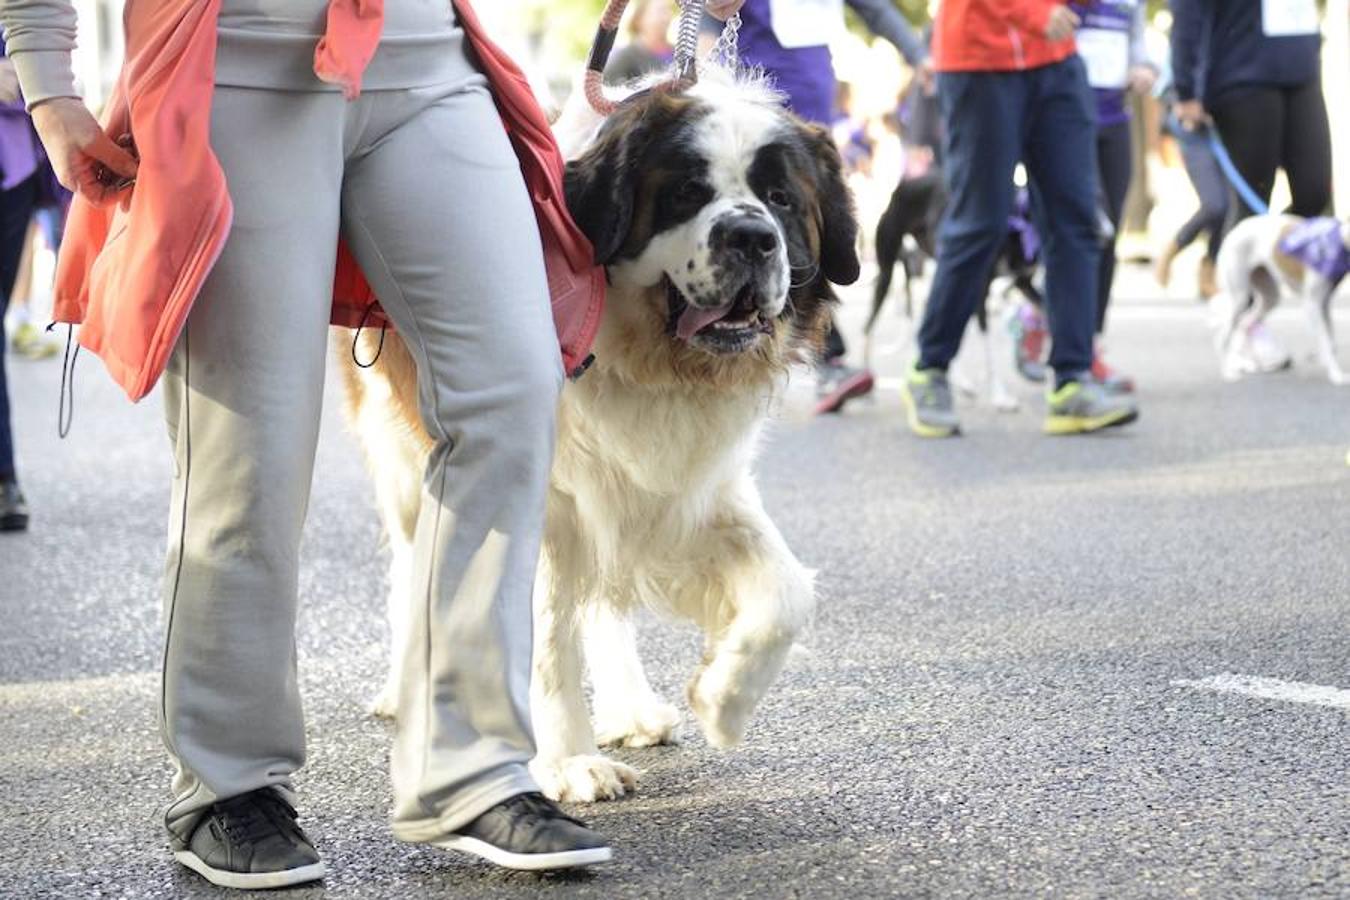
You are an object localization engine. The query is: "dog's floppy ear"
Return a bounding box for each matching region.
[565,119,636,266]
[801,123,861,286]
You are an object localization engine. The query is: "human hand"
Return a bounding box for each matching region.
[916,59,936,97]
[30,97,138,206]
[1173,99,1210,131]
[0,60,20,105]
[1128,65,1157,95]
[706,0,745,21]
[1044,5,1081,42]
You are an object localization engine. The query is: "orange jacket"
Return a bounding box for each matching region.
[54,0,604,402]
[931,0,1077,73]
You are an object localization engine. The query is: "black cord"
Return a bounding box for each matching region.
[57,325,79,439]
[351,302,387,369]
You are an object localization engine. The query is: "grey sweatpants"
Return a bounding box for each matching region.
[159,70,561,845]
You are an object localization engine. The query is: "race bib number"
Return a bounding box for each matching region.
[1262,0,1319,37]
[769,0,845,49]
[1076,28,1129,90]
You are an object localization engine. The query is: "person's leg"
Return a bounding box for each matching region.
[0,175,38,490]
[1021,57,1100,382]
[1022,58,1136,432]
[159,86,345,859]
[1174,133,1230,255]
[338,78,564,838]
[915,71,1021,371]
[1094,119,1132,334]
[1280,77,1333,218]
[904,70,1020,436]
[1209,86,1282,221]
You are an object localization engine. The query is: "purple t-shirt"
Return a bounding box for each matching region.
[733,0,838,126]
[1077,0,1140,128]
[0,37,43,191]
[1279,218,1350,283]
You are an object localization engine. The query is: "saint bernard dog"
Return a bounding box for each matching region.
[340,68,860,802]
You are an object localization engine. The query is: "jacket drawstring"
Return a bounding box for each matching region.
[47,323,79,439]
[351,302,387,369]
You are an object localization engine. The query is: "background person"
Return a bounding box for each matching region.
[901,0,1139,438]
[1076,0,1156,394]
[1170,0,1332,221]
[605,0,675,84]
[1170,0,1332,371]
[0,34,61,532]
[703,0,932,415]
[1154,98,1228,300]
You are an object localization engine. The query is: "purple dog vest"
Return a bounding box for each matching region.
[1278,218,1350,283]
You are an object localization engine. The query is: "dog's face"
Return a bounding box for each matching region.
[565,77,859,373]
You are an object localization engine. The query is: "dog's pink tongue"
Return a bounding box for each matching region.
[676,303,734,341]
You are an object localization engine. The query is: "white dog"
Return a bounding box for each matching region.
[1214,214,1350,384]
[341,70,860,802]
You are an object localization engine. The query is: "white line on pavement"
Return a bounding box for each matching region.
[1173,674,1350,710]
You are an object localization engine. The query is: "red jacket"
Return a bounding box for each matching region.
[931,0,1077,73]
[54,0,604,402]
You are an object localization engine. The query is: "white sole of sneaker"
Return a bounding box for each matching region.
[173,850,326,890]
[431,835,613,871]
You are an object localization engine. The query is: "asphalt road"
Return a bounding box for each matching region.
[2,265,1347,899]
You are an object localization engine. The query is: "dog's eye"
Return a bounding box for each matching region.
[766,188,793,209]
[672,181,713,211]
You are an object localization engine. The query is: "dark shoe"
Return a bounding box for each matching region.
[432,792,612,871]
[174,788,325,890]
[1,481,28,532]
[814,360,875,415]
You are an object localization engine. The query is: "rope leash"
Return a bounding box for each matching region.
[584,1,740,116]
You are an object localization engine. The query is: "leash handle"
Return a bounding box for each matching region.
[585,0,722,116]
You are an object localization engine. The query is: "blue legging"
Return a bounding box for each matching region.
[1171,127,1229,261]
[0,173,38,483]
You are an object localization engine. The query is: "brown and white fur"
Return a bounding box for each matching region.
[1214,214,1349,385]
[340,69,860,802]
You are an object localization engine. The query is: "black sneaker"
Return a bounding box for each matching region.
[432,792,612,871]
[173,788,325,890]
[1,480,28,532]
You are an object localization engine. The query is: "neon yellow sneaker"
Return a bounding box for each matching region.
[1044,378,1138,435]
[10,322,60,360]
[901,364,960,438]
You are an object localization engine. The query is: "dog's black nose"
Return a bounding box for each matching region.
[712,216,779,265]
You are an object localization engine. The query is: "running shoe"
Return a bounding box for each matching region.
[430,792,611,871]
[1044,377,1139,435]
[901,364,960,438]
[814,359,875,415]
[173,788,325,890]
[1007,300,1048,383]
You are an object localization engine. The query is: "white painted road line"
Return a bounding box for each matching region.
[1173,674,1350,711]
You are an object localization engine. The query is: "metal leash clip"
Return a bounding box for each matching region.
[585,1,741,116]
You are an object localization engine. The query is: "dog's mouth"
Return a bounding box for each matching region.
[666,278,773,354]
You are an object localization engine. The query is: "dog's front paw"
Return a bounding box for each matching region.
[686,667,750,750]
[529,754,639,803]
[594,701,682,748]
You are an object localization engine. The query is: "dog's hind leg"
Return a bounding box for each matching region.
[1305,286,1347,385]
[583,606,682,748]
[529,578,639,802]
[684,489,814,749]
[370,538,414,718]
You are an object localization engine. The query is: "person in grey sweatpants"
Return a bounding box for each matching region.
[2,0,612,888]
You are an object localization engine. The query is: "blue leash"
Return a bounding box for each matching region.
[1203,127,1270,216]
[1166,111,1270,215]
